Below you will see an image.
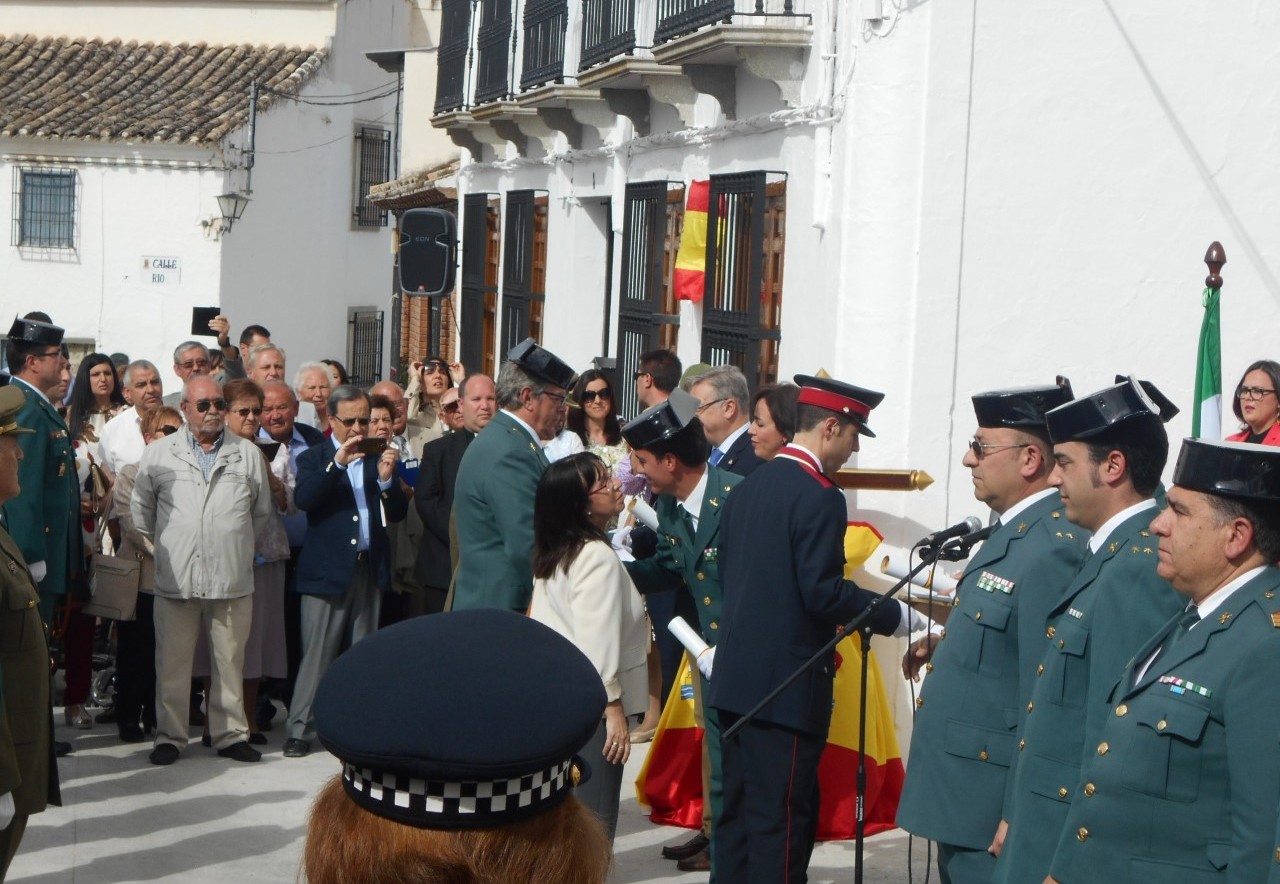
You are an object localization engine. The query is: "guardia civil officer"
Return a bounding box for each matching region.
[622,390,741,875]
[994,377,1184,883]
[708,375,923,884]
[1049,439,1280,884]
[896,381,1087,884]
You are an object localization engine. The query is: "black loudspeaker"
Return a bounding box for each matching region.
[398,208,457,297]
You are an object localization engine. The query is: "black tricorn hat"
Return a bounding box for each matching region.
[506,338,577,390]
[622,389,700,450]
[972,377,1074,430]
[793,374,884,437]
[7,316,63,347]
[1046,376,1179,443]
[1172,438,1280,503]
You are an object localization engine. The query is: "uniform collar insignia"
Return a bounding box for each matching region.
[1218,611,1232,625]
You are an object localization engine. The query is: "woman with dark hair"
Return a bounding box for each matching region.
[1228,359,1280,445]
[404,355,463,448]
[568,370,630,476]
[320,358,350,388]
[528,453,649,841]
[747,382,801,461]
[66,352,127,446]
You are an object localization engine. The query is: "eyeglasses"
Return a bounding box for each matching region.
[335,416,371,427]
[1236,385,1277,401]
[422,361,448,375]
[157,425,180,436]
[32,349,61,361]
[188,398,228,413]
[176,360,211,372]
[233,406,263,418]
[539,390,568,406]
[695,397,728,414]
[968,438,1030,459]
[581,389,612,404]
[442,401,461,414]
[633,370,649,380]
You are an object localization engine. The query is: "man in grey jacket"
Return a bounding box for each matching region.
[132,375,274,765]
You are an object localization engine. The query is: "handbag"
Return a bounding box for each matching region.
[83,552,141,621]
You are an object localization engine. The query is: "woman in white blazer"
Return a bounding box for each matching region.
[529,453,649,842]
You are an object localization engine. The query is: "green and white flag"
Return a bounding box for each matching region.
[1192,285,1222,439]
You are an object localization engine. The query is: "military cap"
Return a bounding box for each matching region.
[1046,376,1179,442]
[0,386,33,436]
[1172,438,1280,503]
[7,316,63,347]
[972,378,1074,430]
[793,374,884,437]
[622,389,701,450]
[507,338,577,390]
[314,609,605,829]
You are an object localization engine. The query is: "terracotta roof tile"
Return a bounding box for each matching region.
[0,34,327,145]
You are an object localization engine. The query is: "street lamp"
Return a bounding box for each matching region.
[216,192,251,232]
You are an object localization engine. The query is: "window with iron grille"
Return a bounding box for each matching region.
[353,127,391,229]
[500,190,548,355]
[475,0,515,104]
[461,193,502,378]
[12,167,77,249]
[701,172,784,391]
[348,308,385,387]
[435,0,474,113]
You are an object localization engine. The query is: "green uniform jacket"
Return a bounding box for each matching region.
[995,505,1183,883]
[1053,567,1280,884]
[2,381,80,599]
[450,411,549,612]
[896,491,1087,850]
[0,526,60,814]
[625,466,741,643]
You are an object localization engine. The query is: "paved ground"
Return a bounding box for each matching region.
[9,708,930,883]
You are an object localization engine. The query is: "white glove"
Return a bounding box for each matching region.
[893,601,930,638]
[696,646,716,680]
[29,561,46,584]
[0,792,14,830]
[610,525,635,563]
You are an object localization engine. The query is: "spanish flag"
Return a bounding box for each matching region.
[635,522,905,837]
[673,180,710,302]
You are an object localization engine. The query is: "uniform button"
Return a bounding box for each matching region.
[1036,663,1044,676]
[352,515,359,522]
[709,622,718,630]
[696,572,705,581]
[1027,701,1034,713]
[926,662,934,672]
[1274,847,1280,863]
[1157,719,1167,732]
[1046,626,1056,638]
[26,600,35,608]
[1058,639,1065,648]
[350,539,357,545]
[44,527,50,535]
[1058,786,1069,798]
[975,611,983,622]
[978,750,988,761]
[940,628,946,639]
[1084,783,1096,797]
[703,596,711,606]
[1076,827,1088,842]
[1115,704,1128,717]
[1097,742,1109,756]
[915,696,924,708]
[1018,739,1025,751]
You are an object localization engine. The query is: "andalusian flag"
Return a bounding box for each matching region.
[673,180,710,302]
[1193,280,1222,438]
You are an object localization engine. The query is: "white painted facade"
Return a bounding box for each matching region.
[0,0,411,393]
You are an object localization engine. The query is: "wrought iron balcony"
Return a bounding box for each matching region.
[580,0,637,71]
[475,0,516,104]
[655,0,806,44]
[522,0,569,90]
[434,0,473,114]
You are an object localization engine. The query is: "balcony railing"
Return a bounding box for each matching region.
[655,0,805,44]
[435,0,473,114]
[521,0,569,90]
[475,0,515,104]
[580,0,637,71]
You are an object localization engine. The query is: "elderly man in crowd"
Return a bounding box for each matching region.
[688,365,763,477]
[368,379,426,625]
[246,344,287,386]
[414,373,496,615]
[450,341,575,613]
[162,342,212,407]
[99,360,166,474]
[438,386,466,433]
[283,385,407,758]
[294,362,332,431]
[133,375,274,766]
[211,320,270,382]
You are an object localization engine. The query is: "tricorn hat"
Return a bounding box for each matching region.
[1046,376,1179,443]
[622,389,701,451]
[7,316,63,347]
[1172,438,1280,503]
[507,338,577,391]
[972,377,1074,430]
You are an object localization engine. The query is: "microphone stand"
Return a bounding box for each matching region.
[721,532,982,884]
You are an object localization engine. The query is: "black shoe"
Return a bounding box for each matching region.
[282,738,311,758]
[248,732,268,746]
[662,831,710,861]
[676,846,712,873]
[54,741,73,757]
[118,724,146,743]
[217,741,262,763]
[149,743,180,766]
[95,708,117,724]
[201,734,211,747]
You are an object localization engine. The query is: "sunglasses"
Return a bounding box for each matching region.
[967,438,1030,459]
[335,416,371,428]
[422,361,448,375]
[233,406,263,418]
[581,389,612,404]
[190,398,228,413]
[442,401,461,414]
[157,425,180,436]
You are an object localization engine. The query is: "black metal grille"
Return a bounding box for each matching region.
[475,0,515,104]
[500,190,547,354]
[460,193,498,373]
[435,0,473,113]
[349,309,385,387]
[701,172,780,392]
[521,0,568,90]
[616,181,675,419]
[13,167,76,248]
[580,0,636,71]
[655,0,733,43]
[354,127,391,228]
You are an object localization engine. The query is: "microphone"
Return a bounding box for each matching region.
[934,523,996,561]
[918,516,983,548]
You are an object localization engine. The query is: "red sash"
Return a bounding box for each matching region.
[776,445,834,488]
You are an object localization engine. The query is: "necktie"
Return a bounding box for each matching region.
[1154,607,1200,666]
[679,504,697,544]
[709,448,724,467]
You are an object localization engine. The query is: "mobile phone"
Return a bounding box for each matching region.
[355,437,388,457]
[257,441,282,461]
[191,306,220,337]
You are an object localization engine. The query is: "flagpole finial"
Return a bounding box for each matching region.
[1204,241,1227,289]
